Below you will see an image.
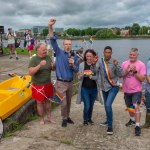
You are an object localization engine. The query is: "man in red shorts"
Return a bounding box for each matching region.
[28,43,55,125]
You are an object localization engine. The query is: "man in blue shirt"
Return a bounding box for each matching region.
[48,18,79,127]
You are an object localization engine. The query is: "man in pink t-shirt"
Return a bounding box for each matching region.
[122,48,146,136]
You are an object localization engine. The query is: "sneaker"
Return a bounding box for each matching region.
[88,119,94,125]
[67,117,74,124]
[9,56,13,59]
[83,121,88,126]
[125,119,135,127]
[62,119,67,127]
[135,126,141,136]
[100,121,108,126]
[16,57,19,60]
[107,127,113,135]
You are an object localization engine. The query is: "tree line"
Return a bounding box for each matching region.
[41,23,150,39]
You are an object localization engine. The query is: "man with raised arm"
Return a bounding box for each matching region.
[48,18,79,127]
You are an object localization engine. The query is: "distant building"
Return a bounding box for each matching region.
[17,29,30,37]
[120,29,130,36]
[54,28,64,35]
[32,26,64,35]
[32,26,47,35]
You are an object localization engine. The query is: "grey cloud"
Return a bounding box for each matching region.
[0,0,150,31]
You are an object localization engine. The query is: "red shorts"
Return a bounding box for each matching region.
[32,82,54,102]
[27,45,34,51]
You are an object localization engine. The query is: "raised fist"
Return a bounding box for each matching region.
[48,18,56,26]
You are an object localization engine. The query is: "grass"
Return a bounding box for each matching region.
[3,131,12,137]
[3,120,23,138]
[27,114,39,121]
[3,113,39,138]
[2,47,37,55]
[2,47,54,56]
[60,139,73,145]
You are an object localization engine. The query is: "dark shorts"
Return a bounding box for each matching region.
[124,92,142,107]
[32,82,54,102]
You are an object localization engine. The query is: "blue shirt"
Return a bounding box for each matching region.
[50,36,79,81]
[145,61,150,92]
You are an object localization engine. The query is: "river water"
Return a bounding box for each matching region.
[72,39,150,65]
[2,39,150,64]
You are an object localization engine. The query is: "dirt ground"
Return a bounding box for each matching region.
[0,54,150,150]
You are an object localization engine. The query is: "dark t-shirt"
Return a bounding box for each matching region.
[82,62,97,88]
[28,55,52,85]
[15,38,21,48]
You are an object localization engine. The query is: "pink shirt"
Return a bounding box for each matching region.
[121,60,146,93]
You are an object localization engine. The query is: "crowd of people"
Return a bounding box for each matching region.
[5,28,35,59]
[27,18,150,137]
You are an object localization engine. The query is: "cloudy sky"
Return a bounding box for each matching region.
[0,0,150,31]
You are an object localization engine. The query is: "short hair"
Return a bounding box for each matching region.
[64,38,72,41]
[84,49,97,61]
[104,46,112,52]
[35,43,46,50]
[63,38,72,45]
[130,48,138,53]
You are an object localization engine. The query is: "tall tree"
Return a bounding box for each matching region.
[139,26,148,35]
[131,23,140,35]
[95,29,115,39]
[42,28,48,36]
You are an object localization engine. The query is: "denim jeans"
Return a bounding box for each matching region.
[145,91,150,113]
[102,86,119,128]
[81,87,97,121]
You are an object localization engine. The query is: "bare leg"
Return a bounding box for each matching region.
[29,51,32,57]
[37,101,45,125]
[9,45,13,57]
[45,99,55,123]
[134,105,141,123]
[129,112,135,118]
[13,46,18,58]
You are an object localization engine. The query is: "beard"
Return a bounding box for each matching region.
[65,48,71,53]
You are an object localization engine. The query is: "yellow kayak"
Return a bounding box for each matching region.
[0,75,32,120]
